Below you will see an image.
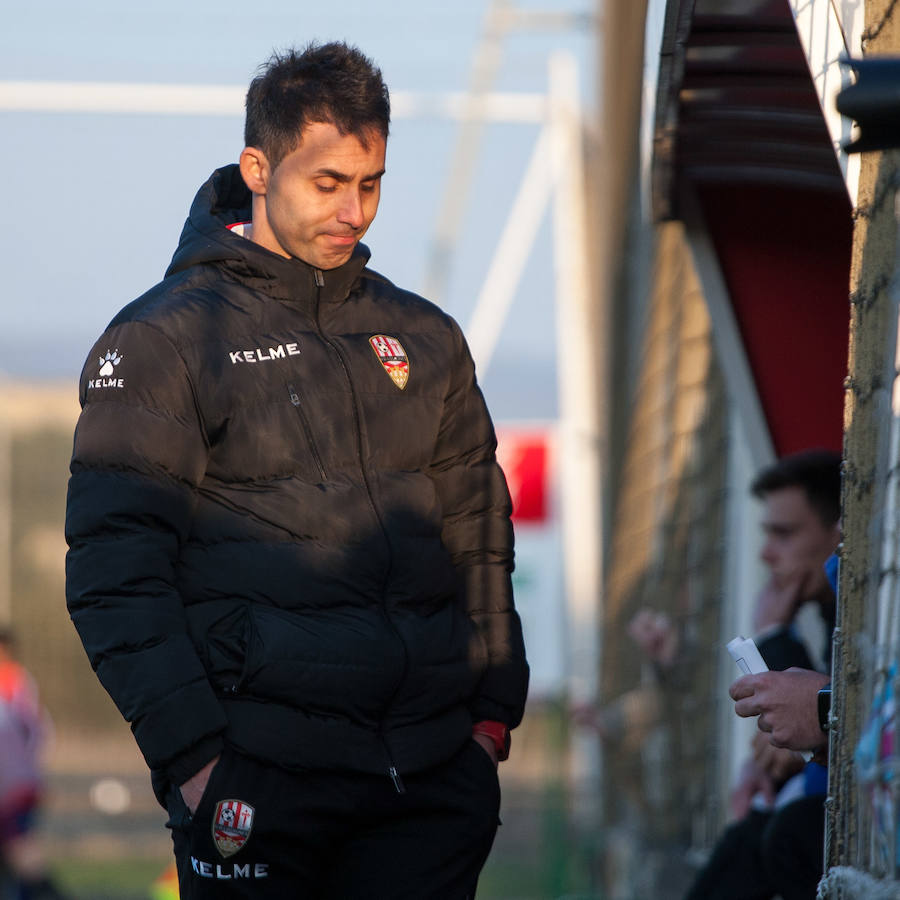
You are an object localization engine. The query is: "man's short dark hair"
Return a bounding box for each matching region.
[750,449,842,527]
[244,41,391,170]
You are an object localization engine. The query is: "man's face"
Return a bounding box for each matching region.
[759,486,840,588]
[246,121,386,270]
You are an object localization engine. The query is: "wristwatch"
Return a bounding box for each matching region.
[472,720,511,761]
[817,682,832,733]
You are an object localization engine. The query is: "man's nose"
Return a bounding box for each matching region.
[337,190,365,229]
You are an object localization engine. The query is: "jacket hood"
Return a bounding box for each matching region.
[165,164,370,304]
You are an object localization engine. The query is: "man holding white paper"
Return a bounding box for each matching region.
[685,449,841,900]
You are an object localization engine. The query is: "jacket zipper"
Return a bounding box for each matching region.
[287,383,328,481]
[313,267,409,794]
[388,764,406,794]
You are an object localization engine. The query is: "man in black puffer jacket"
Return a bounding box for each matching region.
[65,41,528,899]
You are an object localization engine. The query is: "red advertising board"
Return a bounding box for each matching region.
[496,427,552,525]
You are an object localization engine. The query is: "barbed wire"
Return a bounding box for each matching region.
[852,169,900,222]
[862,0,900,50]
[849,272,893,313]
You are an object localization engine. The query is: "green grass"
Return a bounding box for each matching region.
[50,855,603,900]
[51,857,171,899]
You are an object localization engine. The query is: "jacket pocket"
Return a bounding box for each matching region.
[287,383,328,481]
[205,606,251,695]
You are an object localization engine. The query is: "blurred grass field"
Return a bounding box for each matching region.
[48,847,598,900]
[50,858,170,899]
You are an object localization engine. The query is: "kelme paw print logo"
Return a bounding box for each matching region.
[98,350,123,377]
[88,349,126,390]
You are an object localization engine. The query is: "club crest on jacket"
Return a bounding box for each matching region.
[212,799,255,858]
[369,334,409,390]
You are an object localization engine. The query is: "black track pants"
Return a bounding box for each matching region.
[165,740,501,899]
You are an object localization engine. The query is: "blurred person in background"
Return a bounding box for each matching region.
[684,449,841,900]
[65,40,528,900]
[0,629,68,900]
[574,450,840,899]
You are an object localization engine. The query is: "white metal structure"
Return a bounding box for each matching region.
[0,80,545,122]
[422,0,592,305]
[787,0,865,203]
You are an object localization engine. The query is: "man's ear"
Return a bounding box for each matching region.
[239,146,270,195]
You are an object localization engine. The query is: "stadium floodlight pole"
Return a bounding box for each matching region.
[422,0,596,306]
[422,0,510,306]
[548,49,603,828]
[464,126,554,376]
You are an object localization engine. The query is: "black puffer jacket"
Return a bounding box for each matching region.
[65,165,528,792]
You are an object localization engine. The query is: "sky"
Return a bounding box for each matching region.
[1,0,596,419]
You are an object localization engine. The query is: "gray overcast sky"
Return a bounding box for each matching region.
[1,1,594,417]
